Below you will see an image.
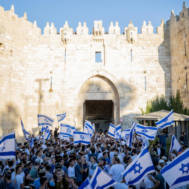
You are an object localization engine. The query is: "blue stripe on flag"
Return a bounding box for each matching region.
[161,149,189,174]
[0,133,15,145]
[0,151,16,156]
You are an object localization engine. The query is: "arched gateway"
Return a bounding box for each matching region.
[77,74,120,131]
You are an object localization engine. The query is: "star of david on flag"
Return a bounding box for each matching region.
[73,131,91,145]
[108,123,116,138]
[161,148,189,189]
[84,120,95,137]
[134,124,158,140]
[0,133,16,159]
[60,124,75,137]
[122,147,155,185]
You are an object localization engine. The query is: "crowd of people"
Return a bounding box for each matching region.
[0,128,188,189]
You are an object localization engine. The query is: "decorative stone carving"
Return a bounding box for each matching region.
[93,20,104,36]
[60,21,73,43]
[125,21,138,43]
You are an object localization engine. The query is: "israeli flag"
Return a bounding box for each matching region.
[90,167,116,189]
[43,127,51,140]
[170,135,182,153]
[59,133,70,141]
[161,149,189,189]
[38,114,54,127]
[122,147,155,185]
[74,131,91,145]
[126,123,136,148]
[155,110,174,130]
[79,178,91,189]
[21,120,30,140]
[121,129,130,140]
[135,124,158,140]
[115,124,122,140]
[84,120,95,136]
[108,123,116,138]
[0,133,16,159]
[60,124,75,137]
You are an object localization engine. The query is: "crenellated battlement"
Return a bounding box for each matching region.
[0,4,166,45]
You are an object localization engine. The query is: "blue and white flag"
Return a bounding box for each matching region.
[135,124,158,140]
[60,124,75,137]
[108,123,116,138]
[122,147,155,185]
[59,133,70,141]
[121,129,130,140]
[84,120,95,137]
[115,124,122,140]
[79,178,91,189]
[38,114,54,127]
[161,149,189,189]
[126,123,136,148]
[74,131,91,145]
[155,110,174,130]
[43,127,51,140]
[169,135,182,153]
[21,120,30,140]
[56,113,66,122]
[90,167,116,189]
[0,133,16,159]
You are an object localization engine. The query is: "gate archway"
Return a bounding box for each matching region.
[77,74,120,131]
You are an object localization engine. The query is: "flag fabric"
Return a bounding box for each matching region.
[122,147,155,185]
[169,135,182,153]
[115,124,122,140]
[60,124,75,137]
[78,178,91,189]
[59,133,70,141]
[56,113,66,122]
[74,131,91,145]
[121,129,130,140]
[126,123,136,148]
[134,124,158,140]
[43,127,51,140]
[90,167,116,189]
[84,120,95,137]
[155,110,174,130]
[161,148,189,189]
[0,133,16,159]
[38,114,54,127]
[21,120,30,140]
[108,123,116,138]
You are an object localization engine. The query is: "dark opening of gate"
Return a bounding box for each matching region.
[83,100,113,132]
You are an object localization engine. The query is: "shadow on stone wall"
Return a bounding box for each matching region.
[0,103,19,137]
[158,22,171,100]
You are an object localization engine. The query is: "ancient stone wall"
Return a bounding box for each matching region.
[0,5,171,137]
[169,2,189,108]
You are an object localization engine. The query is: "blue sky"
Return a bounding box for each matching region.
[0,0,183,33]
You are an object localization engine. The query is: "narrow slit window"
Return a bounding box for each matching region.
[144,75,147,91]
[130,49,133,63]
[186,72,188,93]
[95,52,102,63]
[184,41,186,56]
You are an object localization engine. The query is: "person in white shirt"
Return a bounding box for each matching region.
[109,156,125,182]
[15,165,25,189]
[67,159,75,179]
